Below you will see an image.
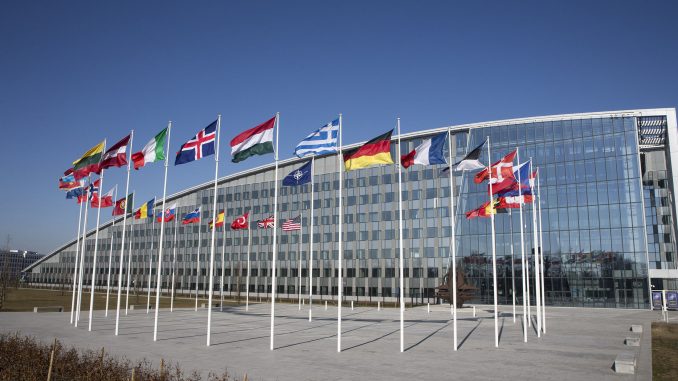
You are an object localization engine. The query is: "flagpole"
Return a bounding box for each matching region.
[537,168,546,333]
[146,199,156,314]
[89,140,107,332]
[298,214,302,310]
[206,115,221,347]
[75,179,90,326]
[530,159,541,338]
[516,148,528,342]
[396,118,405,352]
[116,130,133,332]
[337,113,344,353]
[509,209,516,323]
[270,112,280,351]
[70,198,84,325]
[153,121,172,341]
[447,125,459,350]
[105,186,118,317]
[487,137,499,348]
[220,219,226,312]
[171,212,178,312]
[246,214,251,312]
[125,220,134,315]
[196,216,201,312]
[308,156,315,322]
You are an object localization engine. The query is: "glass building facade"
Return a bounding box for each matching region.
[26,108,678,309]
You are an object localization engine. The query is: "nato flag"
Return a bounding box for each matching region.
[283,160,312,186]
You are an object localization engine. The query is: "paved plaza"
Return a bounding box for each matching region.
[0,302,656,380]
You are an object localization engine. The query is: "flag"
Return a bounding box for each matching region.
[474,150,516,184]
[91,186,115,208]
[294,119,339,158]
[496,161,532,197]
[231,212,249,230]
[182,208,201,225]
[156,203,177,222]
[466,199,500,219]
[96,134,131,173]
[132,128,167,170]
[344,130,394,171]
[88,179,100,201]
[60,175,83,191]
[257,216,275,229]
[65,166,89,181]
[282,215,302,231]
[282,161,312,186]
[66,187,85,200]
[112,194,134,216]
[400,131,447,169]
[497,195,534,209]
[175,120,217,165]
[134,198,154,220]
[453,141,486,171]
[72,141,105,177]
[209,211,225,229]
[230,116,275,163]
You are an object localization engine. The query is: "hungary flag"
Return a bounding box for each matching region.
[230,116,275,163]
[132,128,167,170]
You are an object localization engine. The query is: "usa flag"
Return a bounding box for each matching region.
[175,120,217,165]
[282,215,301,231]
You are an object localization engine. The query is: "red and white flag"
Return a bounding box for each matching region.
[474,150,516,184]
[257,216,275,229]
[96,135,131,174]
[231,212,249,230]
[92,186,115,208]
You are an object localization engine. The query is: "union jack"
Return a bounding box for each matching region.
[257,216,275,229]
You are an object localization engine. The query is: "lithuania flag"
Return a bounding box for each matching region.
[72,141,105,176]
[343,130,394,171]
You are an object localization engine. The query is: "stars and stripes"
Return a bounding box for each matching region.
[282,215,302,231]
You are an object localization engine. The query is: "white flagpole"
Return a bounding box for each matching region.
[220,219,226,312]
[308,156,315,322]
[447,126,459,350]
[487,137,499,348]
[396,118,405,352]
[516,148,527,342]
[105,186,118,317]
[537,168,546,333]
[171,212,178,312]
[125,220,134,315]
[75,183,90,326]
[337,113,344,353]
[75,179,90,326]
[509,209,516,323]
[154,121,172,341]
[298,214,302,310]
[89,141,107,332]
[146,199,156,314]
[196,216,201,312]
[270,112,280,351]
[246,214,251,311]
[530,159,541,338]
[70,198,84,324]
[114,128,133,336]
[206,115,222,347]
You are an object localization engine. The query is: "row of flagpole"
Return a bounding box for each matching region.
[62,112,548,353]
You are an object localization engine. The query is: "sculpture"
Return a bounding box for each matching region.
[435,267,477,307]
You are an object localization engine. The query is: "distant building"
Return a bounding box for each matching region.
[1,249,42,282]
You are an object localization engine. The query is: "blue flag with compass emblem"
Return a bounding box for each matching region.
[282,160,312,186]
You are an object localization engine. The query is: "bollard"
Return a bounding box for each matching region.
[351,301,354,310]
[378,301,381,311]
[427,303,430,314]
[302,299,305,305]
[325,301,328,310]
[473,306,476,317]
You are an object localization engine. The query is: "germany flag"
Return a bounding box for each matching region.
[343,130,394,171]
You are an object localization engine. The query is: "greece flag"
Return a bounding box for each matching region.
[294,119,339,158]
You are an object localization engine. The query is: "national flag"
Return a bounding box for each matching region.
[134,198,154,220]
[465,199,500,219]
[91,186,115,208]
[453,141,486,171]
[112,194,134,216]
[182,208,201,225]
[209,211,225,229]
[282,161,312,186]
[65,166,89,181]
[294,119,339,158]
[231,212,249,230]
[497,195,534,209]
[58,173,78,190]
[77,193,88,204]
[282,215,302,231]
[257,216,275,229]
[156,203,177,222]
[230,116,275,163]
[88,179,100,201]
[72,141,105,177]
[66,187,85,200]
[400,132,447,169]
[132,128,167,170]
[343,130,394,171]
[474,150,516,184]
[496,161,532,197]
[175,121,217,165]
[96,134,131,173]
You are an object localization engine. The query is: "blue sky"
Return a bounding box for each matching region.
[1,0,677,254]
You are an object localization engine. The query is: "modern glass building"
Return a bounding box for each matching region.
[25,108,678,309]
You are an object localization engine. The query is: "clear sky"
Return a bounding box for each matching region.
[1,0,677,254]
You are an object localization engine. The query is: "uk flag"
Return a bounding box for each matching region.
[175,120,217,165]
